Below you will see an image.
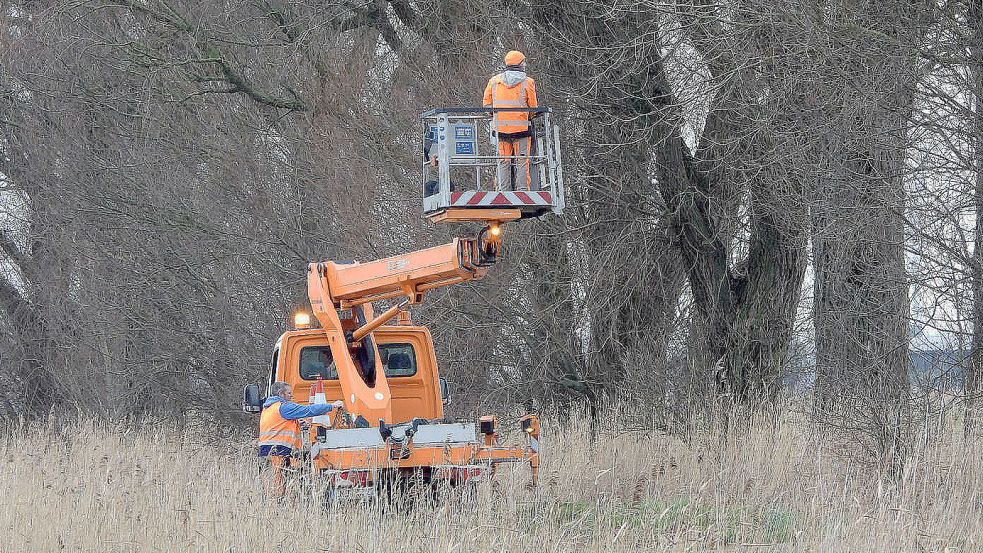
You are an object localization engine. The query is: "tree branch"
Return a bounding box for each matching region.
[112,0,308,111]
[0,229,26,269]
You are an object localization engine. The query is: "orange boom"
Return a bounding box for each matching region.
[243,106,564,498]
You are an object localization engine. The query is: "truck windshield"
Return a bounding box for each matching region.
[381,343,417,377]
[300,346,336,380]
[299,343,417,380]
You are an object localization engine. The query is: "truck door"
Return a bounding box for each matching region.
[376,327,442,422]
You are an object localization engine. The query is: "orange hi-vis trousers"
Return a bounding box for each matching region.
[266,455,298,500]
[497,136,532,191]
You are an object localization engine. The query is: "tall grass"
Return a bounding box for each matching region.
[2,411,980,552]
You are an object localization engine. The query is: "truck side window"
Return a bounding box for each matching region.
[268,348,279,392]
[380,343,417,377]
[300,346,338,380]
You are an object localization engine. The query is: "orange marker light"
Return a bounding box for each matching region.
[294,312,311,329]
[490,224,501,237]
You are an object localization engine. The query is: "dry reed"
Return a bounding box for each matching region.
[1,411,979,552]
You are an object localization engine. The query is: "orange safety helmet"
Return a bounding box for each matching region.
[504,50,526,66]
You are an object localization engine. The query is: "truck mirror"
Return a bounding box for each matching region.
[242,384,264,413]
[439,377,451,406]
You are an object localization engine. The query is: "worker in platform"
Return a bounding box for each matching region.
[259,381,343,500]
[483,50,539,191]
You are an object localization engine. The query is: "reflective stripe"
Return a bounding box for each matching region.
[491,76,500,129]
[260,429,299,436]
[259,431,300,440]
[260,438,296,449]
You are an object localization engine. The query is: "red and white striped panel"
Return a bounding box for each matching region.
[450,190,554,207]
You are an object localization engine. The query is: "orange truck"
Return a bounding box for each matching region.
[243,107,562,497]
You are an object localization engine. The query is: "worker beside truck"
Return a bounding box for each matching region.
[259,381,343,499]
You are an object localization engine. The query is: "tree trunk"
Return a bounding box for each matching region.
[811,0,926,475]
[966,0,983,437]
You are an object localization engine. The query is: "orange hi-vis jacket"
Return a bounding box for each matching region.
[258,401,302,456]
[483,72,538,135]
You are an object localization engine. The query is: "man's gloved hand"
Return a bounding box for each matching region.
[331,400,345,410]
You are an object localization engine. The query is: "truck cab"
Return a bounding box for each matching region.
[266,323,448,422]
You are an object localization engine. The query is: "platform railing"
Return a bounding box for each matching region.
[421,107,564,217]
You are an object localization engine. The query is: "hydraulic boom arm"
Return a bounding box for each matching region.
[306,228,504,423]
[315,236,496,308]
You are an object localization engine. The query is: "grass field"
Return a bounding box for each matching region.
[1,411,980,552]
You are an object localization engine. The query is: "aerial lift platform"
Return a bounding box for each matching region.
[422,107,565,224]
[243,107,563,499]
